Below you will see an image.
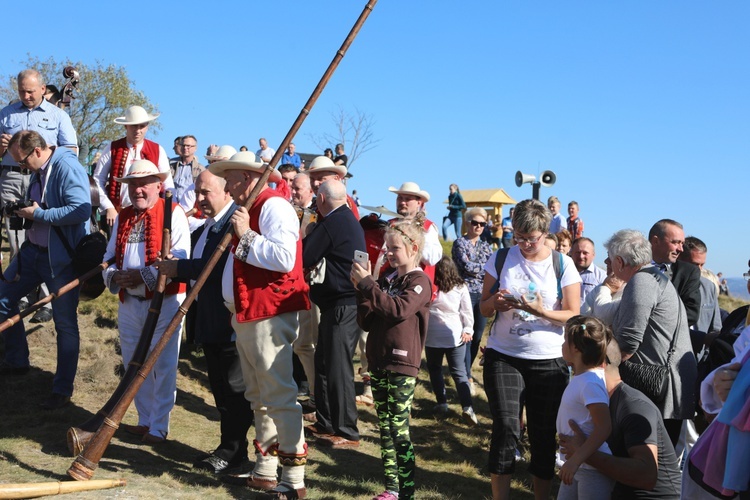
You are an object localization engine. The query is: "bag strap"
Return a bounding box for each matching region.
[52,224,76,259]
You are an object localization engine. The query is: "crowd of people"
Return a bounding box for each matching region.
[1,68,748,500]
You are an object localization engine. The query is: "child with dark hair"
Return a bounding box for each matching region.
[425,256,478,425]
[351,216,433,500]
[556,315,614,499]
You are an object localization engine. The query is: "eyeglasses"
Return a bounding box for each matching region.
[469,220,487,227]
[18,148,35,167]
[182,144,196,149]
[515,234,544,244]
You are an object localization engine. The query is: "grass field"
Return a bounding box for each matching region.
[1,238,746,499]
[0,289,542,500]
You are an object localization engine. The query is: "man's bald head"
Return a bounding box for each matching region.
[316,179,347,215]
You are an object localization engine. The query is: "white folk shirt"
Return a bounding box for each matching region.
[102,204,191,297]
[221,196,300,310]
[93,141,175,211]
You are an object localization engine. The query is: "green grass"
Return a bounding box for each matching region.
[0,288,545,499]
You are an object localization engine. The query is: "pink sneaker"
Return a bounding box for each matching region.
[372,491,398,500]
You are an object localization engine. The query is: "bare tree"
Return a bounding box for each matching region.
[307,106,380,170]
[1,55,159,165]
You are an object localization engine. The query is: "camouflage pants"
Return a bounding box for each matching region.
[371,369,416,500]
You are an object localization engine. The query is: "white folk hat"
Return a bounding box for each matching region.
[114,159,169,183]
[208,151,282,183]
[307,155,347,178]
[388,182,430,202]
[114,105,160,125]
[205,145,237,162]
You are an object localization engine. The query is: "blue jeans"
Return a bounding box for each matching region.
[425,344,472,408]
[0,242,80,396]
[442,213,462,241]
[465,291,487,380]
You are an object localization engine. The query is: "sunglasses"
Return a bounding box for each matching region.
[469,220,487,227]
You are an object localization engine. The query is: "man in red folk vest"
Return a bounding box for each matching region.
[102,160,189,444]
[93,105,175,233]
[211,151,310,500]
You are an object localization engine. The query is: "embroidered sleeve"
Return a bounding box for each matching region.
[234,228,259,262]
[104,266,119,293]
[140,267,157,291]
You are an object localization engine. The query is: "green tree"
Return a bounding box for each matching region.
[1,55,159,164]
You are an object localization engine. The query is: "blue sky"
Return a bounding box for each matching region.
[4,1,748,275]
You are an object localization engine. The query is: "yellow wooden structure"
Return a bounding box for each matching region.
[443,188,517,237]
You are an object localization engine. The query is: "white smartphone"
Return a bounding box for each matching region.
[354,250,369,267]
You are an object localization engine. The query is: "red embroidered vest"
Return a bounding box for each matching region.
[233,189,310,323]
[108,138,161,210]
[115,198,187,302]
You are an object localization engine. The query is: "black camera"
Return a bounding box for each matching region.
[4,201,34,231]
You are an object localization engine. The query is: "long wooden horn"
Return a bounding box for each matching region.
[68,0,378,481]
[0,479,126,499]
[0,259,115,333]
[67,193,174,455]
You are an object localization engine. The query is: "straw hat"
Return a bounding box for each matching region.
[205,145,237,162]
[307,155,347,178]
[114,105,160,125]
[208,151,282,183]
[114,160,169,183]
[388,182,430,202]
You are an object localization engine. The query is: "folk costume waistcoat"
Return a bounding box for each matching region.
[233,189,310,323]
[115,198,187,302]
[108,138,161,210]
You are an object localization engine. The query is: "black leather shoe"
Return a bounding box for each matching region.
[30,308,53,324]
[0,362,30,376]
[40,393,71,410]
[193,453,249,474]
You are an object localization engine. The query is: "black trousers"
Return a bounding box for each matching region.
[314,304,360,441]
[202,341,255,462]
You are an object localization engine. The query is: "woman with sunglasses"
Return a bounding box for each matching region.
[479,198,582,500]
[452,207,493,396]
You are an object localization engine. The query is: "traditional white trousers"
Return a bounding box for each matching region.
[233,311,306,485]
[118,292,184,439]
[293,303,320,397]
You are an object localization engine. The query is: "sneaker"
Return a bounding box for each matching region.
[433,403,448,416]
[461,407,478,426]
[372,491,398,500]
[468,380,477,397]
[515,448,526,463]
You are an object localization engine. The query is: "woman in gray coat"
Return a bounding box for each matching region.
[605,229,697,447]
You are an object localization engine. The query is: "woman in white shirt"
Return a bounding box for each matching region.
[425,256,478,425]
[479,199,582,500]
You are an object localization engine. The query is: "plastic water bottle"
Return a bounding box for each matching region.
[525,282,537,302]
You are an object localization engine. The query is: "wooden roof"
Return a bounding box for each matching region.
[445,188,517,206]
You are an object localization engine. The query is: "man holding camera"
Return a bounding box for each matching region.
[0,69,79,323]
[0,130,90,410]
